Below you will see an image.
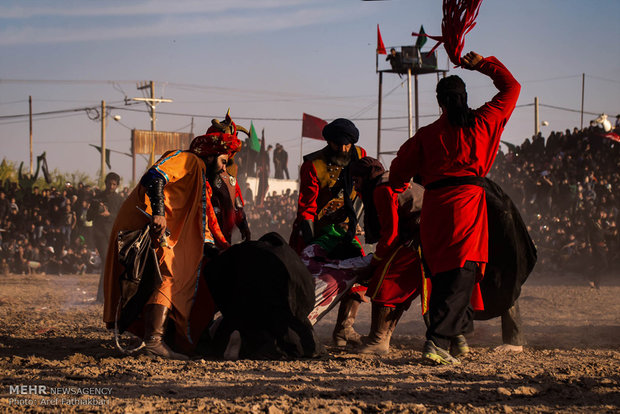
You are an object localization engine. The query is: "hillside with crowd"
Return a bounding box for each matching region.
[488,126,619,279]
[1,124,618,280]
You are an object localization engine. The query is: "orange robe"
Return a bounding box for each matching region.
[102,150,229,352]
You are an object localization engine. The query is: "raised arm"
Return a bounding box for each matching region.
[470,53,521,123]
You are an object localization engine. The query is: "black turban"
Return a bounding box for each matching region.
[322,118,359,145]
[350,157,385,181]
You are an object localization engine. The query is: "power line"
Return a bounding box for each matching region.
[0,100,611,126]
[0,111,85,126]
[539,103,601,116]
[0,99,28,106]
[0,100,131,120]
[586,75,620,85]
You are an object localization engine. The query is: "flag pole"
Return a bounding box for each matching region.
[299,136,304,181]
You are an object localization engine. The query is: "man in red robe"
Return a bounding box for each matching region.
[290,118,367,347]
[389,52,521,364]
[349,157,425,355]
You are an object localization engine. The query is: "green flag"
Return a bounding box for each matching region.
[248,121,261,152]
[415,25,427,50]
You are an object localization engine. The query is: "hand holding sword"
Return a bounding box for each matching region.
[137,206,170,248]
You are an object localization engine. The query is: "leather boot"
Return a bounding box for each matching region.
[144,304,188,360]
[332,295,362,347]
[386,305,405,344]
[357,304,396,355]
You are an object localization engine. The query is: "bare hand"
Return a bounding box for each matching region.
[100,203,110,217]
[461,51,483,69]
[151,215,167,245]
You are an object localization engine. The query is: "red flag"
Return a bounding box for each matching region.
[412,0,484,66]
[377,24,387,55]
[600,131,620,143]
[302,113,327,140]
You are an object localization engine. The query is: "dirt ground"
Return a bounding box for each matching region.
[0,270,618,413]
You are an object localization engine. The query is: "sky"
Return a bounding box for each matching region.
[1,0,619,185]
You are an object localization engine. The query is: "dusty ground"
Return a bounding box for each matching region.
[0,270,618,413]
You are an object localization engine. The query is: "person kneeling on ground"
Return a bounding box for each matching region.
[350,157,425,355]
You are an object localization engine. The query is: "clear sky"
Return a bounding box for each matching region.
[1,0,619,184]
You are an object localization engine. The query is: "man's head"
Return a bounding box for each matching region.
[190,111,246,178]
[436,75,473,127]
[322,118,359,154]
[204,153,229,178]
[104,172,120,193]
[350,157,385,192]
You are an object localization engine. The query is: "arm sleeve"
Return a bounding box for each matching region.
[234,181,244,207]
[140,169,166,216]
[389,136,421,191]
[297,161,319,221]
[204,181,230,249]
[371,185,400,265]
[473,56,521,174]
[474,56,521,133]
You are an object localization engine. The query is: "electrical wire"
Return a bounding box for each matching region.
[0,111,85,126]
[585,75,620,85]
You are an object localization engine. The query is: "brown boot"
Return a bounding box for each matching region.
[386,305,405,344]
[357,304,397,355]
[332,295,362,347]
[144,304,188,360]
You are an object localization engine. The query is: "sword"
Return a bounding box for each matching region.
[136,206,170,248]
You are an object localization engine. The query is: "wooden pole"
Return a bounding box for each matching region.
[131,129,136,184]
[100,100,106,185]
[535,97,540,136]
[29,96,33,175]
[299,136,303,182]
[377,71,383,158]
[407,68,413,137]
[149,81,155,165]
[580,73,585,130]
[414,74,419,132]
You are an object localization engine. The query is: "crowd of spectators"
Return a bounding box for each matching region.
[244,189,299,240]
[488,126,619,278]
[0,180,130,276]
[1,123,618,280]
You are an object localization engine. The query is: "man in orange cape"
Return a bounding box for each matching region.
[103,112,243,359]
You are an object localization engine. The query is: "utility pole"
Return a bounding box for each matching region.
[580,73,585,130]
[534,96,539,136]
[29,96,33,175]
[407,68,413,137]
[100,100,106,185]
[133,81,172,166]
[414,73,419,132]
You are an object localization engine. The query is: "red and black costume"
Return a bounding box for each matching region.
[201,113,251,244]
[210,167,250,243]
[290,127,367,254]
[363,174,423,308]
[350,156,424,354]
[290,118,368,347]
[389,56,521,351]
